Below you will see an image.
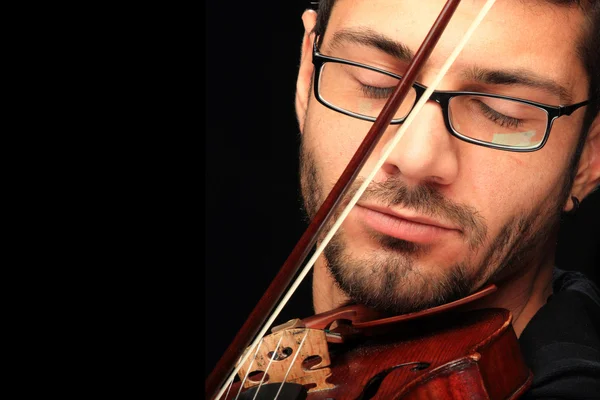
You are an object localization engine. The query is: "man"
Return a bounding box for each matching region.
[292,0,599,397]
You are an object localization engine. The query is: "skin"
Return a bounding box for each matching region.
[294,0,600,337]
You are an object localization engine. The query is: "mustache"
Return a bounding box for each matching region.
[343,175,487,249]
[299,145,487,249]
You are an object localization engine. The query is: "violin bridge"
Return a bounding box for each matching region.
[237,328,335,393]
[271,318,305,333]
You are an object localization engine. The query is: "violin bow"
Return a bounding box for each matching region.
[206,0,496,398]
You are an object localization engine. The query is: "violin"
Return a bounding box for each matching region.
[221,286,532,399]
[206,0,534,398]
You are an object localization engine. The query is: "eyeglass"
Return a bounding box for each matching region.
[312,39,592,152]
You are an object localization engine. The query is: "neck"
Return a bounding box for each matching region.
[471,243,555,337]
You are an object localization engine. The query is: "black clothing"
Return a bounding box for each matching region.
[520,268,600,399]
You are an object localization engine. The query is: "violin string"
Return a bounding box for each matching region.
[224,374,235,400]
[273,330,310,400]
[215,2,496,398]
[233,338,264,400]
[251,336,284,400]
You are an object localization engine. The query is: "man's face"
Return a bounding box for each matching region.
[298,0,590,313]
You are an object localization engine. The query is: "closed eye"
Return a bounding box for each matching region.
[476,100,523,129]
[361,85,395,99]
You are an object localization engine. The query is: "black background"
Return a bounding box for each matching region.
[205,1,312,379]
[205,1,599,380]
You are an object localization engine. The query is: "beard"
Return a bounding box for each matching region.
[299,143,568,315]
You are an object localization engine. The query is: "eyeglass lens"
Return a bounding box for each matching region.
[318,63,549,148]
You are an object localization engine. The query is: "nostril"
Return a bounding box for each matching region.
[381,163,401,176]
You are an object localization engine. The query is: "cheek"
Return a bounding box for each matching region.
[304,105,384,187]
[460,137,571,243]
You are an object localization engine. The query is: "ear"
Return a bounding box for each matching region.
[565,113,600,211]
[295,10,318,133]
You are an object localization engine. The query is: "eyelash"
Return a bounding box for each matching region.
[361,85,394,99]
[477,100,523,128]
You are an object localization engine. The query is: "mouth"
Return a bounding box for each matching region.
[354,203,461,244]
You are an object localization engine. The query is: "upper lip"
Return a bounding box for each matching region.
[357,203,461,231]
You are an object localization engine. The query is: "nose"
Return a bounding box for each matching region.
[380,102,459,186]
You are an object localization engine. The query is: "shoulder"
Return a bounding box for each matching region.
[519,269,600,399]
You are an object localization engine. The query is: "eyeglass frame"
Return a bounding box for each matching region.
[311,38,592,152]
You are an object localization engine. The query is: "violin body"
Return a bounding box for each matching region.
[226,308,532,399]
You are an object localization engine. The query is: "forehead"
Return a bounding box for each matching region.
[323,0,589,98]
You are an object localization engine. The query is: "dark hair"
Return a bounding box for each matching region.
[312,0,599,143]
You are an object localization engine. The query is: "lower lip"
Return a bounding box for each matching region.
[354,206,457,244]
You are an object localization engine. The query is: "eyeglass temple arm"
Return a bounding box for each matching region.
[560,99,593,116]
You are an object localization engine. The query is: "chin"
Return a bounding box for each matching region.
[325,235,475,314]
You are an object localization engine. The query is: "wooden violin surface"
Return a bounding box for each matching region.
[226,308,532,400]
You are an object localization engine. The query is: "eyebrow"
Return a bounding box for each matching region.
[328,27,414,62]
[464,67,573,103]
[325,28,573,103]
